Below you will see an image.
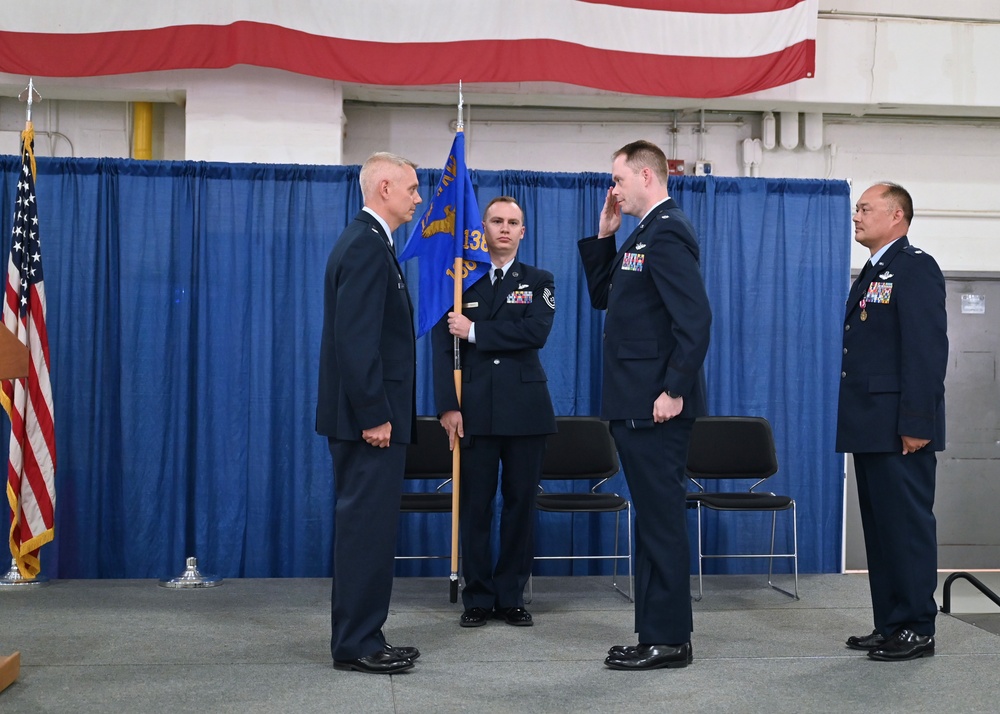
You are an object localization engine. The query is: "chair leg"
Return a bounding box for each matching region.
[611,507,634,603]
[691,502,704,602]
[768,510,776,580]
[612,509,619,591]
[627,502,634,602]
[767,504,799,600]
[791,501,799,598]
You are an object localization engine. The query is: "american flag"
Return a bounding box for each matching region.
[2,124,56,579]
[0,1,817,99]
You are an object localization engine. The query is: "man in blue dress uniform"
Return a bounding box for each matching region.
[838,182,948,661]
[579,140,712,670]
[433,196,557,629]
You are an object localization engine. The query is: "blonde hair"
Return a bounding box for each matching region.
[360,152,417,202]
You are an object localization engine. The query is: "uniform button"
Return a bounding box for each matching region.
[493,358,500,365]
[843,348,848,355]
[841,371,847,378]
[845,324,850,331]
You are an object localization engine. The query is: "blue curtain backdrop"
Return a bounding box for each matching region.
[0,155,850,579]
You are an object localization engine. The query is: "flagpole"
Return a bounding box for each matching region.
[19,78,38,125]
[448,82,465,603]
[1,78,52,588]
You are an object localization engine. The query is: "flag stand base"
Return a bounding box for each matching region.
[0,558,49,588]
[158,557,223,589]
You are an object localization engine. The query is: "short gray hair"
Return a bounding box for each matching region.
[360,152,418,202]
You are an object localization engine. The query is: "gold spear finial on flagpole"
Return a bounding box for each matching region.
[16,79,41,180]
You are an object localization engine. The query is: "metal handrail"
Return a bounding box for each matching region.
[940,572,1000,614]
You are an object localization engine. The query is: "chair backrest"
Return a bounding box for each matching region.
[541,416,619,481]
[405,417,453,481]
[686,416,778,482]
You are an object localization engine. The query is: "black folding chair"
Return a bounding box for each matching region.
[533,417,632,601]
[686,416,798,600]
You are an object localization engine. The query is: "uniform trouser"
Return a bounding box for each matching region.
[853,450,938,637]
[460,434,546,610]
[610,418,694,645]
[328,438,407,660]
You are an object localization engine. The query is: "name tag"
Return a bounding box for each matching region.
[621,253,645,272]
[463,301,479,309]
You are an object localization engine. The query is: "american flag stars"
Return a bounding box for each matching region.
[10,164,45,311]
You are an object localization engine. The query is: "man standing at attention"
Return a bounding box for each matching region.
[317,152,422,674]
[838,182,947,662]
[434,196,556,629]
[579,140,712,670]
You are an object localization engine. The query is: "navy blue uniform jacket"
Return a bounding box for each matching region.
[836,237,947,453]
[433,261,556,436]
[316,210,416,444]
[578,198,712,420]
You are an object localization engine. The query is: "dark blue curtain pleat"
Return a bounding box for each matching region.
[671,177,852,574]
[0,155,849,578]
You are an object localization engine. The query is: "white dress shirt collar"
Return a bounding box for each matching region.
[362,206,393,246]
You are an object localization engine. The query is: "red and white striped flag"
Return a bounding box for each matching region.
[2,124,56,579]
[0,0,817,98]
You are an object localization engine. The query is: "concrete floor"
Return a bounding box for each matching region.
[1,573,999,713]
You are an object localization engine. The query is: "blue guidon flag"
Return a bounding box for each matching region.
[398,131,489,337]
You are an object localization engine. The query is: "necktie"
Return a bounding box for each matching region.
[493,268,503,295]
[854,260,874,292]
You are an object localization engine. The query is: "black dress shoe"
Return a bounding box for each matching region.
[605,642,692,670]
[460,607,492,627]
[495,606,533,626]
[846,630,886,651]
[333,650,414,674]
[384,643,420,660]
[868,629,934,661]
[608,643,693,662]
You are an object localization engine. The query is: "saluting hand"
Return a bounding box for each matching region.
[598,187,622,238]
